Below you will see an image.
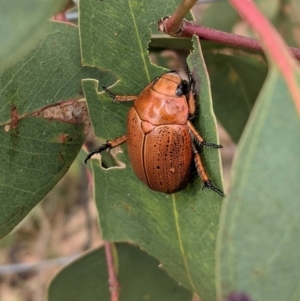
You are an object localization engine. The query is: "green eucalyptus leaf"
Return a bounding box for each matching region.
[272,1,300,48]
[0,21,115,238]
[204,52,268,143]
[217,67,300,300]
[201,1,240,32]
[48,243,192,301]
[0,0,69,72]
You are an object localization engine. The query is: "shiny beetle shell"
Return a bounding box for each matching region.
[85,71,224,196]
[127,73,192,193]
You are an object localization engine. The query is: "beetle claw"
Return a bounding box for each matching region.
[84,143,111,164]
[201,141,223,149]
[203,180,225,197]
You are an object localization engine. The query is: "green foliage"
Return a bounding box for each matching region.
[0,117,83,238]
[200,2,240,32]
[1,1,300,301]
[203,53,268,142]
[0,22,115,238]
[217,68,300,301]
[49,243,192,301]
[0,0,69,72]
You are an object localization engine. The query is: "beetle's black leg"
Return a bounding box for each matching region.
[192,143,225,197]
[202,180,225,197]
[199,141,223,148]
[103,87,116,100]
[103,87,137,102]
[84,143,111,164]
[187,121,223,149]
[84,135,127,164]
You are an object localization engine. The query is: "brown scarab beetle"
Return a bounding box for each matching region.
[85,71,224,196]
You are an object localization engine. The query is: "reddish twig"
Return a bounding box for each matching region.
[164,0,198,35]
[158,0,300,61]
[104,242,120,301]
[228,0,300,115]
[158,18,300,61]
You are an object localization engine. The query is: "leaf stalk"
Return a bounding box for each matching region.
[104,242,120,301]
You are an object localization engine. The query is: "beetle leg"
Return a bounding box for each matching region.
[185,69,196,118]
[187,121,223,149]
[187,90,196,119]
[84,135,127,164]
[103,87,137,102]
[192,143,225,197]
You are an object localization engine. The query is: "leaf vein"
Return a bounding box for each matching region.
[127,0,150,82]
[172,195,197,293]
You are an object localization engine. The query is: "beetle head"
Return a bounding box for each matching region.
[175,79,190,96]
[152,70,194,99]
[175,70,194,98]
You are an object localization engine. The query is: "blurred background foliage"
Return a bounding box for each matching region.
[0,0,299,300]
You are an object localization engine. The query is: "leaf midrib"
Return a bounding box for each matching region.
[172,194,197,293]
[127,0,150,83]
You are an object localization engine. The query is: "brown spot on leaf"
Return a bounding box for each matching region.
[11,105,19,129]
[57,133,69,143]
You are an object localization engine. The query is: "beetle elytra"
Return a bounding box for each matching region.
[85,71,224,196]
